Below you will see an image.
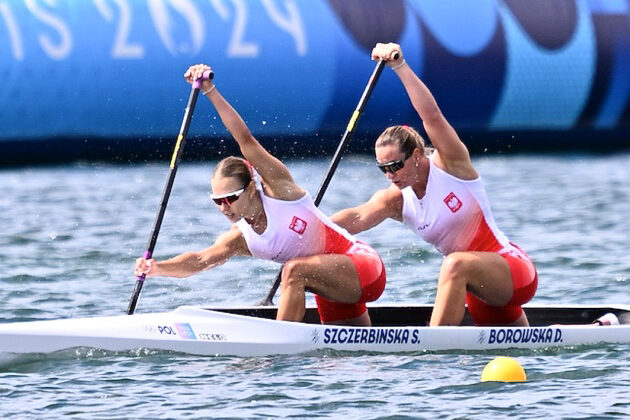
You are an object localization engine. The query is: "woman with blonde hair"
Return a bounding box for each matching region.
[332,43,538,327]
[135,64,386,326]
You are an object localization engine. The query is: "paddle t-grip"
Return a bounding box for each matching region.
[193,70,214,89]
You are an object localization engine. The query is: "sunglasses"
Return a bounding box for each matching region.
[376,151,413,174]
[210,187,245,206]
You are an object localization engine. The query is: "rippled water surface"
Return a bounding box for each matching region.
[1,153,629,418]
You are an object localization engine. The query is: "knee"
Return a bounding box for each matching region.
[281,259,307,290]
[439,253,470,284]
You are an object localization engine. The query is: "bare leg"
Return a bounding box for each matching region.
[509,311,529,327]
[325,311,371,326]
[276,254,365,324]
[430,252,514,326]
[277,273,307,322]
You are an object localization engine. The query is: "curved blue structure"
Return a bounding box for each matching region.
[1,0,629,164]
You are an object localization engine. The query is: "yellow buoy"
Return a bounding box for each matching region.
[481,356,526,382]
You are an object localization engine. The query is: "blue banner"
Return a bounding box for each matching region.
[1,0,629,153]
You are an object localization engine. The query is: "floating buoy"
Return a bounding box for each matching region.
[481,356,526,382]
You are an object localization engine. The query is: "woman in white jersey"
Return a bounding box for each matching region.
[332,43,538,327]
[134,64,386,326]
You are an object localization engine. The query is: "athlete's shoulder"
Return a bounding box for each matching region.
[260,178,306,201]
[369,185,403,221]
[433,150,478,180]
[370,184,402,203]
[216,226,249,254]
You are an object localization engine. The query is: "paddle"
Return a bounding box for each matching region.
[257,57,393,306]
[127,70,213,315]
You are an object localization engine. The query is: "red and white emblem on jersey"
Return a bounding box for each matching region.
[289,216,308,234]
[444,192,462,213]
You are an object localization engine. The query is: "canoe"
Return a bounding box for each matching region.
[1,304,629,357]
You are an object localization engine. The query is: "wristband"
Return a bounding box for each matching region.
[391,59,406,70]
[202,85,216,95]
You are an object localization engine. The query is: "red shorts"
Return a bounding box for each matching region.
[466,244,538,326]
[315,242,386,323]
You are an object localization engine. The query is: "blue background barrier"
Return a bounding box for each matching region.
[1,0,630,164]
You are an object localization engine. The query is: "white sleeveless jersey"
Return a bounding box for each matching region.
[236,191,355,263]
[401,156,512,256]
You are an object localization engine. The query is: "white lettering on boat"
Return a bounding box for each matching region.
[487,327,563,344]
[323,328,421,345]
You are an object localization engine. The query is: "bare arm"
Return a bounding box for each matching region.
[331,186,403,234]
[184,64,304,200]
[135,227,250,279]
[372,43,477,180]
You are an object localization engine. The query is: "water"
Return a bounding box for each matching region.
[1,153,629,418]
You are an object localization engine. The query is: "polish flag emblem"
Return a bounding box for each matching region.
[289,216,307,234]
[444,192,462,213]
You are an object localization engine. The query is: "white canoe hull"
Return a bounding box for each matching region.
[1,304,629,357]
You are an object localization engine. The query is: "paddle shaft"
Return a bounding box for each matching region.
[258,59,390,306]
[127,71,212,315]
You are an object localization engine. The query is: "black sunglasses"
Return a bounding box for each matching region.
[376,151,413,174]
[210,187,245,206]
